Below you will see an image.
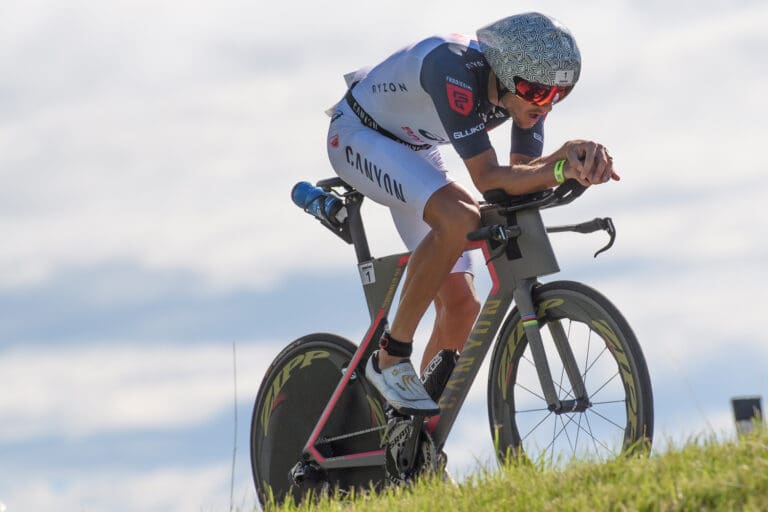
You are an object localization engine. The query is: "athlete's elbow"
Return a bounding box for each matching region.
[471,171,505,196]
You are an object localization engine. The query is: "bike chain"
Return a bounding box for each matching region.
[315,424,388,445]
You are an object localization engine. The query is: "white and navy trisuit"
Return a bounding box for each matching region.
[326,33,545,274]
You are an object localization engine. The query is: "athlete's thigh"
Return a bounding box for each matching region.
[327,116,450,220]
[326,103,472,274]
[390,207,474,275]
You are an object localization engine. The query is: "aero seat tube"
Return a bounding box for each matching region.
[346,193,371,263]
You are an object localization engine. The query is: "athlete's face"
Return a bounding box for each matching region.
[488,71,553,129]
[500,92,552,129]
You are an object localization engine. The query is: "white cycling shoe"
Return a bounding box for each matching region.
[366,351,440,416]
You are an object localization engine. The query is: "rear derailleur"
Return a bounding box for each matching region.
[289,456,327,487]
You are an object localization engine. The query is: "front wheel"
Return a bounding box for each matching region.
[250,333,386,507]
[487,281,653,467]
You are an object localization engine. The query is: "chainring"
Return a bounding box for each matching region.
[384,420,438,486]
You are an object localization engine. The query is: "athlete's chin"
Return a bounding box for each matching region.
[513,113,541,130]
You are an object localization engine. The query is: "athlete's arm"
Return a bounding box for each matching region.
[464,147,563,195]
[464,141,620,195]
[511,152,534,165]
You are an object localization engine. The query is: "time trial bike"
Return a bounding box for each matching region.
[250,177,653,506]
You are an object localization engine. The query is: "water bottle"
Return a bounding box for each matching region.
[291,181,348,227]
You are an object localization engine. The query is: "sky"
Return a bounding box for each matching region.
[2,0,768,510]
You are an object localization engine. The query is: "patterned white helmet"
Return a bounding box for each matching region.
[477,12,581,94]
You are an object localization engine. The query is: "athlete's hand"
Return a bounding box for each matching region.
[562,140,620,187]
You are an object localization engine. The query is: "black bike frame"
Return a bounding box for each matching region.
[302,178,592,471]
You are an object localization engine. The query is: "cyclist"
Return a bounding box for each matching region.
[326,12,619,415]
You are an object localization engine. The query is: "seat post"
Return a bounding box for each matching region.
[345,192,371,263]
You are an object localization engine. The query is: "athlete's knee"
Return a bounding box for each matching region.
[451,201,482,234]
[441,283,481,320]
[424,184,481,239]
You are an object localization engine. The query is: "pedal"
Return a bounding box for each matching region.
[385,404,409,421]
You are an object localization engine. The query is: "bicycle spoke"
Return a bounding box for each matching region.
[537,407,621,462]
[516,381,547,402]
[522,338,574,400]
[588,407,627,432]
[552,319,601,390]
[554,379,574,400]
[574,402,584,453]
[515,406,551,413]
[522,352,570,398]
[522,357,572,397]
[542,412,580,458]
[524,353,575,401]
[522,353,535,367]
[584,414,613,456]
[558,358,568,401]
[559,414,576,457]
[582,321,590,387]
[550,406,559,466]
[520,411,554,442]
[591,399,626,406]
[589,371,620,402]
[582,345,609,381]
[582,411,613,454]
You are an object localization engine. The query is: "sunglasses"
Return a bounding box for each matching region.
[497,76,574,106]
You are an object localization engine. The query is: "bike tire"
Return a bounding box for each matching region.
[487,280,653,466]
[250,333,386,507]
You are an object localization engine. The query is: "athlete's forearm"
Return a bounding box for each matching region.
[467,161,562,195]
[466,148,566,195]
[505,159,567,194]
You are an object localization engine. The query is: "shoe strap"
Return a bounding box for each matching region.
[379,332,412,357]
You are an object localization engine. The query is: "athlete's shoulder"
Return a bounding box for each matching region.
[420,34,484,77]
[416,33,481,58]
[420,34,484,95]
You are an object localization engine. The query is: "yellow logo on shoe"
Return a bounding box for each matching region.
[396,374,418,393]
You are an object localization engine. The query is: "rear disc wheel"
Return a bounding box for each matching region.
[250,333,387,506]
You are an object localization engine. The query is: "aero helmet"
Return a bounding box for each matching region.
[477,12,581,96]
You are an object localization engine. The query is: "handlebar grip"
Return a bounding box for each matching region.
[553,179,588,200]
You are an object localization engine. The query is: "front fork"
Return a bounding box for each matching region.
[513,279,590,413]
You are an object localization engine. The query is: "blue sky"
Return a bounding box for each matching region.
[2,0,768,510]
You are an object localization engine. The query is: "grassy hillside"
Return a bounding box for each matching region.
[265,428,768,511]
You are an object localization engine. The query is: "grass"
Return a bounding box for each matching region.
[262,428,768,512]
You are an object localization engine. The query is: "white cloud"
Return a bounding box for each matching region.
[0,341,275,441]
[2,464,249,512]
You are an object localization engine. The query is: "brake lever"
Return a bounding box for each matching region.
[593,217,616,258]
[546,217,616,257]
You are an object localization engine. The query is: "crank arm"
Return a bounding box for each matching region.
[397,416,425,474]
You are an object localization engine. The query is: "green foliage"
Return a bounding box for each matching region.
[262,429,768,512]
